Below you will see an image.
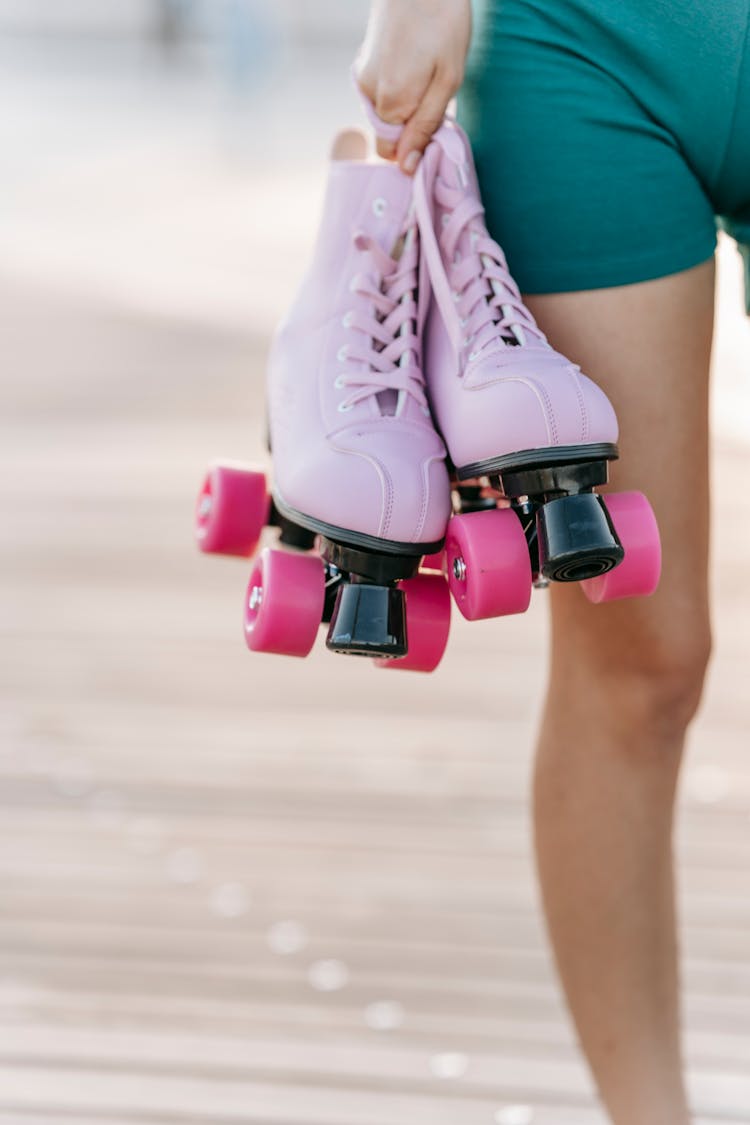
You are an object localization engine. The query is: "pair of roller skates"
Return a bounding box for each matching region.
[196,108,661,673]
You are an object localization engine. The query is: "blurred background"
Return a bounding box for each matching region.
[1,3,749,1123]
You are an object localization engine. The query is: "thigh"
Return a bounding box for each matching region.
[524,260,715,683]
[459,2,718,296]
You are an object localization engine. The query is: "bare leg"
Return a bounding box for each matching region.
[526,259,715,1125]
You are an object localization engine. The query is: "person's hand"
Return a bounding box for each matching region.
[355,0,472,174]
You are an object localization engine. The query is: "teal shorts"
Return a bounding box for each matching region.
[459,0,750,309]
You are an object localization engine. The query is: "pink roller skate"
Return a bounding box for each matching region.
[408,119,661,618]
[196,128,452,669]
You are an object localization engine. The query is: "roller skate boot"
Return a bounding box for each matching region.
[196,129,452,670]
[411,120,661,619]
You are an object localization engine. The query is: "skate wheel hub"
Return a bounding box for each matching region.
[195,464,269,557]
[445,508,532,621]
[243,548,325,657]
[248,585,263,611]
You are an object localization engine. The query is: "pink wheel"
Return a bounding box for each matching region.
[196,463,269,556]
[244,548,325,657]
[420,549,446,574]
[445,508,532,621]
[374,574,451,673]
[582,491,661,604]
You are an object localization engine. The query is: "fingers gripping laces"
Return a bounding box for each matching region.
[337,226,428,413]
[413,126,544,361]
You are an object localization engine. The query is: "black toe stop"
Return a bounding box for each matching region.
[537,493,624,583]
[326,583,407,658]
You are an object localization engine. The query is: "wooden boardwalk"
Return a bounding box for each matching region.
[1,270,749,1125]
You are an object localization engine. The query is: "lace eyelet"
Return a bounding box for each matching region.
[452,291,460,303]
[336,345,348,362]
[338,402,353,413]
[334,375,345,389]
[372,197,387,218]
[342,311,354,328]
[468,351,479,362]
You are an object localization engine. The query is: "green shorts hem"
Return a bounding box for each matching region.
[512,234,718,296]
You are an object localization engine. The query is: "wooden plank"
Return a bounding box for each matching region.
[1,218,749,1123]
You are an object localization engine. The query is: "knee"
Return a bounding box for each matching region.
[621,631,712,734]
[559,612,713,739]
